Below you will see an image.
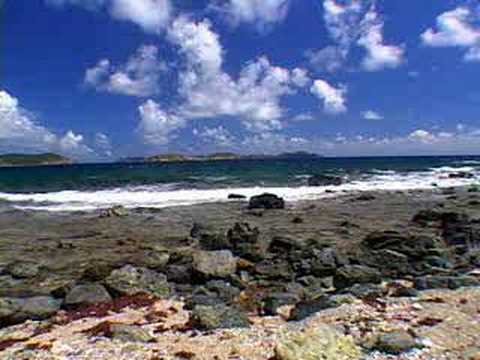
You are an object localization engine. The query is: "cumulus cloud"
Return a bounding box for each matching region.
[0,90,93,158]
[308,0,404,72]
[357,6,405,71]
[421,6,480,62]
[137,99,186,146]
[94,132,113,157]
[46,0,172,33]
[210,0,291,32]
[362,110,383,120]
[165,17,310,133]
[310,79,347,114]
[85,45,166,97]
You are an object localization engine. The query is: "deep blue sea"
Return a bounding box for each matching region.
[0,156,479,212]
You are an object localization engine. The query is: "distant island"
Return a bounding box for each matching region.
[0,153,72,167]
[120,151,323,164]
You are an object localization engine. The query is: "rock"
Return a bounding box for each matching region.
[367,249,410,277]
[375,331,417,354]
[6,261,41,279]
[109,324,154,343]
[463,347,480,360]
[292,216,304,224]
[81,262,116,282]
[441,212,480,249]
[191,223,231,251]
[228,193,247,200]
[343,283,386,299]
[263,293,300,316]
[333,265,381,290]
[307,174,344,187]
[449,171,474,179]
[105,265,170,298]
[414,275,480,290]
[355,194,376,201]
[0,297,23,324]
[186,280,240,309]
[412,209,443,225]
[274,324,361,360]
[100,205,128,218]
[228,223,264,261]
[255,259,293,280]
[16,296,61,322]
[190,304,250,330]
[192,250,237,279]
[269,236,304,253]
[141,251,170,271]
[309,248,340,277]
[64,284,112,308]
[248,193,285,210]
[166,264,193,284]
[290,295,356,321]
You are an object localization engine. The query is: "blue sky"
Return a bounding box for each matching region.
[2,0,480,160]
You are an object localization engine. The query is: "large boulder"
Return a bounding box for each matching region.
[105,265,170,298]
[64,283,113,307]
[290,295,356,321]
[333,265,381,290]
[227,223,265,261]
[191,223,231,251]
[274,324,361,360]
[1,296,61,325]
[248,193,285,210]
[6,261,41,279]
[415,275,480,290]
[375,331,417,354]
[441,212,480,249]
[190,304,250,330]
[308,174,344,187]
[192,250,237,279]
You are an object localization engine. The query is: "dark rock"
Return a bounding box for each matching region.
[191,223,231,251]
[166,264,193,284]
[15,296,61,322]
[343,283,386,299]
[248,193,285,210]
[227,223,264,261]
[333,265,381,290]
[204,280,240,303]
[390,286,419,298]
[412,209,443,225]
[255,259,293,280]
[0,298,23,325]
[192,250,237,279]
[64,284,112,308]
[307,174,344,187]
[376,331,417,354]
[292,216,304,224]
[100,205,128,218]
[228,193,247,200]
[105,265,170,297]
[355,194,376,201]
[441,212,480,249]
[290,294,356,321]
[263,293,300,316]
[309,248,340,277]
[367,249,410,277]
[448,171,474,179]
[81,262,116,282]
[269,236,304,253]
[190,304,250,330]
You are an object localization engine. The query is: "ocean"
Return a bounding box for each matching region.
[0,156,479,212]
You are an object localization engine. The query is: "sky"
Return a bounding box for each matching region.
[2,0,480,160]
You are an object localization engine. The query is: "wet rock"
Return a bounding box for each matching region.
[192,250,236,279]
[355,194,376,202]
[333,265,381,290]
[375,330,417,354]
[290,295,356,321]
[109,324,154,343]
[190,304,250,330]
[248,193,285,210]
[228,193,247,200]
[449,171,474,179]
[263,293,300,316]
[6,262,41,279]
[274,324,361,360]
[292,216,304,224]
[64,284,112,308]
[307,174,344,187]
[100,205,128,218]
[105,265,170,298]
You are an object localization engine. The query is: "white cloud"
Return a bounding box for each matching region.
[362,110,383,120]
[137,99,186,146]
[292,113,315,122]
[0,90,93,158]
[421,6,480,62]
[193,126,235,147]
[357,6,404,71]
[85,45,166,97]
[46,0,172,33]
[166,17,309,133]
[241,132,311,154]
[94,132,113,157]
[310,79,347,114]
[309,0,403,72]
[211,0,291,31]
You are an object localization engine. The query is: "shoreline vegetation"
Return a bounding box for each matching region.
[0,153,71,167]
[0,186,479,358]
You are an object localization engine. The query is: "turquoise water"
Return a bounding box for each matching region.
[0,156,478,211]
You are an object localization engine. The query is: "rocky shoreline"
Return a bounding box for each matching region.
[0,186,480,359]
